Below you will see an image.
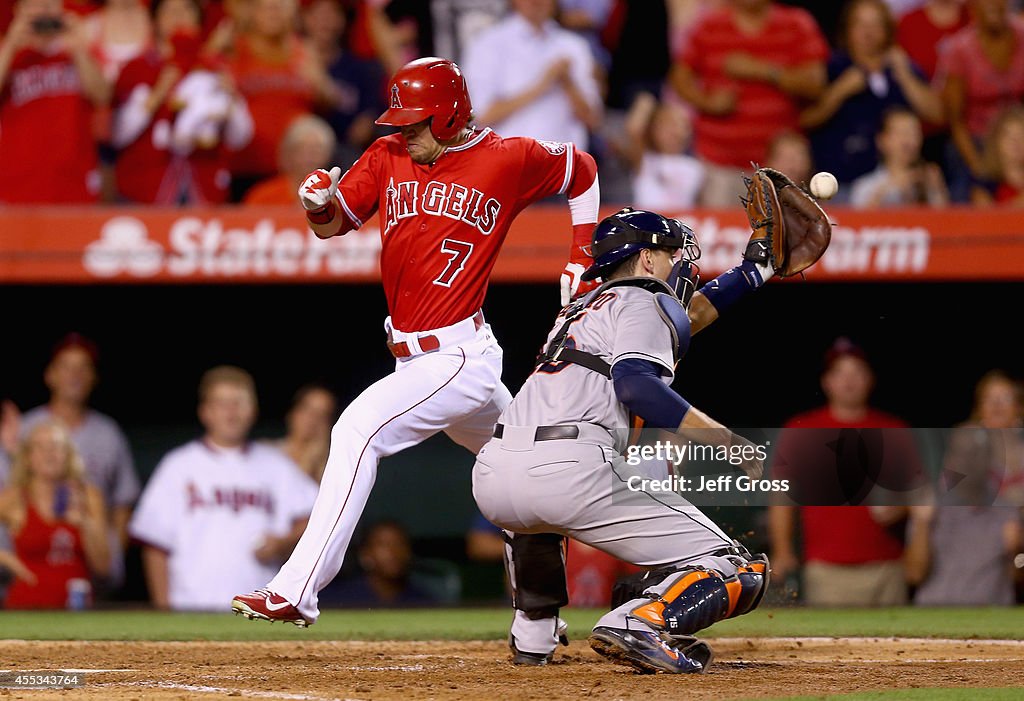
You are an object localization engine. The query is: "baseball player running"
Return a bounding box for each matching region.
[472,207,775,673]
[231,57,599,626]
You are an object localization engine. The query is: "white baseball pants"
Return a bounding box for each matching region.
[269,315,511,622]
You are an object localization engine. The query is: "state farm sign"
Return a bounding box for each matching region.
[83,215,382,279]
[677,215,930,276]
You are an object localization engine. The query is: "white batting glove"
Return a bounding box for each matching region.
[298,166,342,212]
[559,262,585,306]
[559,262,601,307]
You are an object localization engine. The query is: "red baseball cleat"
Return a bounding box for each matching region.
[231,588,309,627]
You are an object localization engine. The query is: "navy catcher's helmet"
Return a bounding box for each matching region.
[582,207,701,302]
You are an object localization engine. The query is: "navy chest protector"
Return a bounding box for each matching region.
[536,277,692,378]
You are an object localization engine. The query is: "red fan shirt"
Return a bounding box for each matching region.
[678,5,828,169]
[4,499,91,609]
[0,46,98,203]
[228,36,315,179]
[335,128,590,332]
[773,406,917,565]
[113,51,232,204]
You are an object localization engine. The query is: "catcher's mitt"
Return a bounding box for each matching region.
[742,167,832,277]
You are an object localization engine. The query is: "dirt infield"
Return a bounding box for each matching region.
[2,637,1023,700]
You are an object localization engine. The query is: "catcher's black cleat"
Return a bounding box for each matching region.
[589,625,713,674]
[508,626,569,666]
[510,645,553,666]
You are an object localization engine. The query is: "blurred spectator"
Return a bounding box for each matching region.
[769,338,921,606]
[0,0,110,203]
[326,520,438,607]
[972,105,1024,206]
[85,0,151,82]
[465,509,504,562]
[5,334,138,590]
[896,0,969,81]
[906,502,1020,604]
[801,0,943,195]
[850,107,949,207]
[1,0,96,33]
[344,0,425,75]
[264,382,338,483]
[300,0,385,161]
[936,0,1024,201]
[111,0,253,204]
[227,0,341,200]
[905,371,1024,605]
[462,0,602,149]
[566,539,639,607]
[1,400,19,467]
[884,0,927,16]
[129,366,317,611]
[0,421,109,609]
[617,92,704,211]
[430,0,505,66]
[669,0,828,207]
[244,113,336,205]
[942,371,1024,505]
[765,129,813,185]
[558,0,614,69]
[604,0,672,109]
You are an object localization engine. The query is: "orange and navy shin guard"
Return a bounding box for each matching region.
[628,555,770,637]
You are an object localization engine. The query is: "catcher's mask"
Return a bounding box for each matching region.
[667,252,700,309]
[583,207,701,303]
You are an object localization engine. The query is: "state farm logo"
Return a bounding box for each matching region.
[84,217,164,277]
[677,216,930,275]
[83,216,381,278]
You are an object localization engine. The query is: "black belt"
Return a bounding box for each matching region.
[493,424,580,441]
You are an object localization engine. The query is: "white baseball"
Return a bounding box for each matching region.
[809,171,839,200]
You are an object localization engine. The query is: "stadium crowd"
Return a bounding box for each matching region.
[1,0,1023,610]
[0,0,1023,207]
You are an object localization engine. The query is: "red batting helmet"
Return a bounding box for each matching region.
[375,57,473,142]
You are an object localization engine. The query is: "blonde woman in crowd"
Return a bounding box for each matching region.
[0,421,109,609]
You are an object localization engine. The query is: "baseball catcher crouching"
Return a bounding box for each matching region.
[472,203,830,673]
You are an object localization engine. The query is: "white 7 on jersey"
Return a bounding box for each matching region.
[433,239,474,288]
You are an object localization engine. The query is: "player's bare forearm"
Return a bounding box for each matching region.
[895,70,943,125]
[767,505,799,581]
[675,406,735,449]
[687,293,719,335]
[776,62,826,100]
[279,517,308,558]
[950,122,982,175]
[142,546,171,609]
[113,505,132,549]
[309,215,347,239]
[70,47,111,106]
[79,488,111,577]
[0,549,36,584]
[562,79,601,130]
[0,39,18,95]
[668,64,714,114]
[903,507,934,585]
[799,85,847,130]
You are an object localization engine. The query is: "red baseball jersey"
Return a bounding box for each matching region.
[337,127,586,332]
[0,47,98,203]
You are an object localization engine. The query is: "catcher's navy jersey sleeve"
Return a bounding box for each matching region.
[612,359,691,429]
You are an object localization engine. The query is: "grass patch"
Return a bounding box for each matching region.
[0,607,1021,642]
